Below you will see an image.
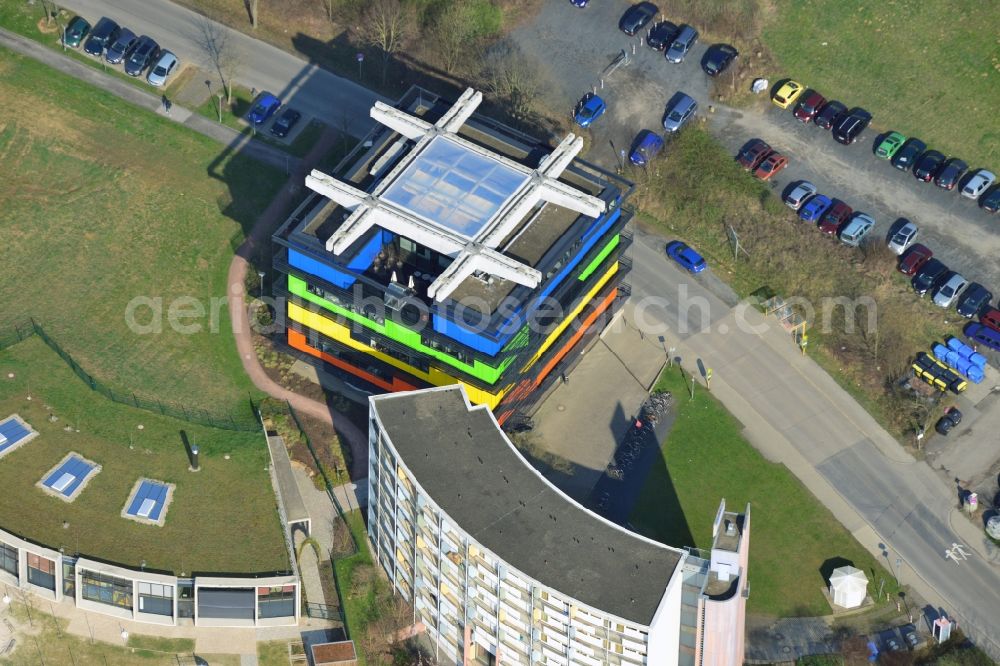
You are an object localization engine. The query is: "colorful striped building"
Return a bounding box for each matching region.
[272,87,633,424]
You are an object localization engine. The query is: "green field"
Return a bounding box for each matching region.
[0,47,284,412]
[631,366,899,617]
[765,0,1000,167]
[0,336,288,573]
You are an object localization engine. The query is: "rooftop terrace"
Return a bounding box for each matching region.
[371,386,683,624]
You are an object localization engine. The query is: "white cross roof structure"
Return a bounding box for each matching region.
[306,88,608,304]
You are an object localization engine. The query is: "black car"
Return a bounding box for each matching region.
[702,44,738,76]
[892,138,926,171]
[83,17,119,56]
[619,2,658,36]
[832,107,872,145]
[814,100,846,130]
[956,283,993,318]
[646,21,678,50]
[270,108,302,138]
[124,36,159,77]
[936,407,963,436]
[913,150,946,182]
[982,185,1000,213]
[105,28,137,64]
[934,158,968,190]
[912,258,949,295]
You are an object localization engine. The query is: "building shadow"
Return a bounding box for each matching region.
[819,556,854,586]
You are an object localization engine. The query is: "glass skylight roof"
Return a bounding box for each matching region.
[381,135,528,239]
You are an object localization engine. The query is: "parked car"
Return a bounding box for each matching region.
[814,100,846,130]
[956,283,993,318]
[619,2,658,35]
[793,90,826,123]
[898,243,932,276]
[886,637,902,653]
[911,258,949,295]
[123,36,159,77]
[887,220,919,255]
[981,307,1000,332]
[666,241,706,273]
[62,15,91,48]
[818,201,853,235]
[799,194,832,223]
[646,21,678,51]
[665,24,698,63]
[146,51,179,87]
[962,169,996,199]
[83,17,119,56]
[982,185,1000,213]
[247,91,282,126]
[934,158,968,190]
[753,152,788,181]
[105,28,137,65]
[771,80,804,109]
[832,107,872,145]
[736,139,772,170]
[839,213,875,246]
[936,407,963,435]
[574,93,605,128]
[876,131,906,160]
[629,130,664,166]
[270,108,303,138]
[892,138,926,171]
[932,272,968,308]
[662,92,697,133]
[913,150,946,182]
[966,322,1000,352]
[570,0,589,6]
[904,630,920,649]
[784,181,817,211]
[701,44,738,76]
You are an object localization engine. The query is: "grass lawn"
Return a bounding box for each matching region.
[631,365,900,617]
[764,0,1000,167]
[0,46,285,413]
[0,336,289,573]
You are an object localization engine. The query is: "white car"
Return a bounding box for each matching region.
[887,220,919,255]
[147,51,178,87]
[932,272,968,308]
[961,169,996,199]
[784,181,817,211]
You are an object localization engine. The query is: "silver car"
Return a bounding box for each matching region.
[147,51,179,87]
[839,213,874,247]
[932,272,968,308]
[665,25,698,63]
[784,181,816,210]
[663,92,697,133]
[961,169,996,199]
[887,220,919,255]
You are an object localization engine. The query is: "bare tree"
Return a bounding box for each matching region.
[38,0,58,26]
[430,3,475,75]
[480,39,542,124]
[358,0,412,84]
[195,18,244,106]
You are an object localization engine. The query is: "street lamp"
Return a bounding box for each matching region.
[258,271,266,298]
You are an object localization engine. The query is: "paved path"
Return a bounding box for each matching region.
[0,26,295,171]
[57,0,384,137]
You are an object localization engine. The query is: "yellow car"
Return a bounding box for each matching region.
[771,80,804,109]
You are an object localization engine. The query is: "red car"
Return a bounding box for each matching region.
[737,139,772,170]
[818,201,852,235]
[898,243,933,276]
[793,90,826,123]
[753,152,788,180]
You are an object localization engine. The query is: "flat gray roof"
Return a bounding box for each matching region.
[371,387,682,625]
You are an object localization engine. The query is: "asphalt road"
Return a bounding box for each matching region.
[57,0,383,137]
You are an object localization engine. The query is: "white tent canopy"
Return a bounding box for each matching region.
[829,565,868,608]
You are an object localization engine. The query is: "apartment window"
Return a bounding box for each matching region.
[400,238,417,254]
[26,553,55,591]
[82,571,133,610]
[0,543,17,578]
[138,582,174,616]
[258,585,296,619]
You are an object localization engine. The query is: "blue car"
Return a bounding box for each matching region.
[574,93,606,128]
[667,241,707,273]
[247,92,282,126]
[629,130,664,166]
[798,194,832,223]
[570,0,589,5]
